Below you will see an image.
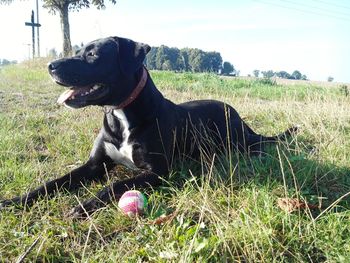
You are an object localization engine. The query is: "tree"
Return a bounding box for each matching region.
[188,49,206,72]
[145,45,225,73]
[276,71,291,79]
[145,47,158,70]
[1,0,116,57]
[155,45,178,71]
[291,70,302,80]
[48,48,58,58]
[167,47,180,71]
[222,61,234,75]
[253,70,260,78]
[0,59,17,66]
[72,44,81,54]
[261,70,275,78]
[1,59,10,66]
[179,49,190,71]
[327,76,334,82]
[206,51,222,73]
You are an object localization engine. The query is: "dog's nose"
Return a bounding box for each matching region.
[48,61,60,72]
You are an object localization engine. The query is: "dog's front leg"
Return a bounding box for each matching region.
[0,160,113,208]
[69,171,162,218]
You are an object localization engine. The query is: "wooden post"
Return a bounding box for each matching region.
[25,10,41,59]
[36,0,40,57]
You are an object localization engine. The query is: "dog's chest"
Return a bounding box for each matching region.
[104,110,136,169]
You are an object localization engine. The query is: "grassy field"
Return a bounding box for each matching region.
[0,60,350,262]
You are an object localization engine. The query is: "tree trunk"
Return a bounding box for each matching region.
[59,4,72,57]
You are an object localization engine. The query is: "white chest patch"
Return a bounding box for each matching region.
[104,109,136,169]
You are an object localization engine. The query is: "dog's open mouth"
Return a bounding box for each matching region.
[56,84,109,107]
[57,85,102,104]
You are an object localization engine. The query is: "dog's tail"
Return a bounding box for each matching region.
[247,125,299,155]
[265,125,299,141]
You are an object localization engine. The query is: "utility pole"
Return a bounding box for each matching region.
[36,0,40,57]
[25,10,41,59]
[25,43,31,60]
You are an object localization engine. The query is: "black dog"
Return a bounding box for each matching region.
[0,36,295,217]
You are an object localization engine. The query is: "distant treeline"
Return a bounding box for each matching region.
[144,45,235,75]
[252,69,308,80]
[0,59,17,66]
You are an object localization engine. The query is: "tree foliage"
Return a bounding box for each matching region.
[0,58,17,66]
[221,61,234,75]
[43,0,115,13]
[253,69,260,78]
[275,70,291,79]
[1,0,116,57]
[145,45,228,74]
[259,69,308,80]
[291,70,302,80]
[261,70,275,79]
[328,76,334,82]
[47,48,58,58]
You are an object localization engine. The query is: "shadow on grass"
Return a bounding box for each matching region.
[169,140,350,215]
[149,140,349,262]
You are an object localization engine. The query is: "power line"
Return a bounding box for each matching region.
[310,0,350,11]
[282,0,350,17]
[252,0,350,22]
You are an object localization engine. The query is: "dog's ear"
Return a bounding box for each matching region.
[114,37,151,76]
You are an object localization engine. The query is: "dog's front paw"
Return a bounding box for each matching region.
[0,198,20,209]
[0,200,6,210]
[67,199,104,219]
[67,205,87,219]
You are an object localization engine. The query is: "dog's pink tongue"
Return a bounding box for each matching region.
[57,89,77,104]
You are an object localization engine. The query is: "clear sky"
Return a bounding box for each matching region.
[0,0,349,82]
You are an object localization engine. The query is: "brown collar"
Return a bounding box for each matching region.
[116,67,148,109]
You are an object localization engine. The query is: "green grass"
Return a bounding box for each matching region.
[1,60,350,262]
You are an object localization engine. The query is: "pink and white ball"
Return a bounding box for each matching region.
[118,190,148,217]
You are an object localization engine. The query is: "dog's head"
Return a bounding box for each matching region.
[48,36,151,108]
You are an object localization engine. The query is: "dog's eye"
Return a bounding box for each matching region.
[87,51,97,57]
